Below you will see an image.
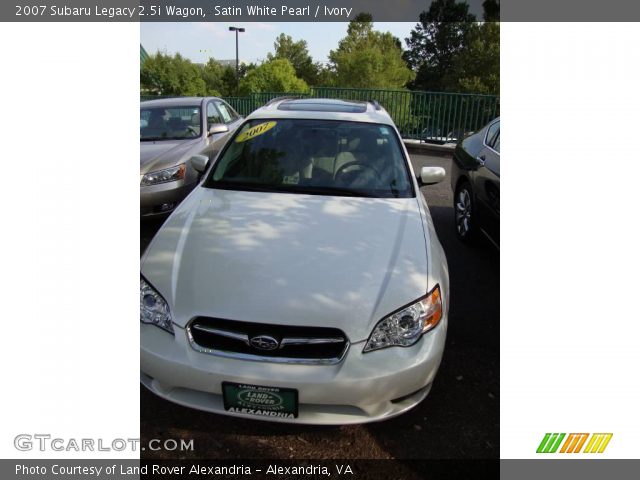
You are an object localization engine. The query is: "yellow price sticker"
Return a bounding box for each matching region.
[235,121,277,143]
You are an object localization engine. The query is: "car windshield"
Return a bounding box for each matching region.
[205,119,414,198]
[140,106,201,140]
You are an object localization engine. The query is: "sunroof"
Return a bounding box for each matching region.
[278,100,367,113]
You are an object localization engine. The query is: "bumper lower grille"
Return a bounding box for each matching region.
[187,317,350,365]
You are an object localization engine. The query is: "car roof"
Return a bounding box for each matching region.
[247,98,396,126]
[140,97,215,108]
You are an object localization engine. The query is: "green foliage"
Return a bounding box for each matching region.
[222,65,241,96]
[327,14,415,89]
[403,0,476,92]
[140,52,208,96]
[448,22,500,94]
[403,0,499,94]
[315,65,337,87]
[141,4,500,99]
[239,62,257,78]
[140,52,259,97]
[482,0,500,21]
[201,59,225,96]
[202,60,248,97]
[267,34,320,85]
[238,59,309,95]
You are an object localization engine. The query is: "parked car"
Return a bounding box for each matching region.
[140,97,243,217]
[140,98,450,424]
[450,117,500,247]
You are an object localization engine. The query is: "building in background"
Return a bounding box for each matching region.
[193,59,246,69]
[213,59,246,68]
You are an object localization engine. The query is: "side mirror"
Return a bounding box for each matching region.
[208,124,229,136]
[418,166,446,186]
[190,154,208,173]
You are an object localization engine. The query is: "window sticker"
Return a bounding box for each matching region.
[282,172,300,185]
[380,126,390,135]
[235,121,277,143]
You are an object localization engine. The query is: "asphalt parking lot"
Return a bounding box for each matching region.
[140,151,499,460]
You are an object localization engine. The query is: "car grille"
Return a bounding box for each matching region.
[187,317,350,365]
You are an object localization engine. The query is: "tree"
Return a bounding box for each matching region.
[201,59,225,96]
[267,34,319,85]
[140,52,207,96]
[239,62,257,78]
[327,13,415,89]
[199,59,258,97]
[315,64,337,87]
[238,59,309,95]
[220,65,238,97]
[482,0,500,21]
[403,0,477,92]
[448,21,500,94]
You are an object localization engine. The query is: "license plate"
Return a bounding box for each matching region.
[222,382,298,419]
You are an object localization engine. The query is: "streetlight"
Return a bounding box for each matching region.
[228,26,245,95]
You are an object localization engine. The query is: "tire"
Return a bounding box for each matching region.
[454,181,476,243]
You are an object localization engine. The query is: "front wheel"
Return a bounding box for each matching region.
[454,182,476,243]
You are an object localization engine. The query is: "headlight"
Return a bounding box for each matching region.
[140,277,174,334]
[140,164,186,186]
[363,285,442,353]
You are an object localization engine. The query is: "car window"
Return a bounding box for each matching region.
[492,133,500,153]
[206,102,223,129]
[221,100,240,121]
[140,106,201,141]
[215,101,234,123]
[485,121,499,148]
[205,119,414,198]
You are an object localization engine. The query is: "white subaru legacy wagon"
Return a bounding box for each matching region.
[140,98,450,424]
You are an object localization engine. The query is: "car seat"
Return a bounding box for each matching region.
[306,129,337,181]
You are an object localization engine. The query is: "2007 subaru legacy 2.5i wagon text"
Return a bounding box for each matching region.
[140,98,450,424]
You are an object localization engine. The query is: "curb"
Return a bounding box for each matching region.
[403,140,456,157]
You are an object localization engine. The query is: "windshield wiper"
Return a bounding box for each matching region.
[292,185,379,198]
[208,182,285,194]
[207,181,392,198]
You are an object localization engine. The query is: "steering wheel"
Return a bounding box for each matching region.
[334,161,381,183]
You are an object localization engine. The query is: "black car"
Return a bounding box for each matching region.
[450,118,500,247]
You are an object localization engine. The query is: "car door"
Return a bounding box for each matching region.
[473,120,500,245]
[201,100,232,160]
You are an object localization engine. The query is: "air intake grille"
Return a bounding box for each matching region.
[187,317,349,365]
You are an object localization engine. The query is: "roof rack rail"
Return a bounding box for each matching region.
[264,95,305,106]
[369,100,382,110]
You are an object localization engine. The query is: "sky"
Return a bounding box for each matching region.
[140,22,417,65]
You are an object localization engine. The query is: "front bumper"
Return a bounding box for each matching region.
[140,317,447,425]
[140,180,195,217]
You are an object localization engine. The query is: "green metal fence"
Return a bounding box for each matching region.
[141,88,499,143]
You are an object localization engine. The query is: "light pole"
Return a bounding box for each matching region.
[228,26,245,95]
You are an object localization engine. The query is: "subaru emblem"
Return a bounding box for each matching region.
[249,335,279,351]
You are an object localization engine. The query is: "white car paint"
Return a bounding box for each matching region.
[140,99,449,424]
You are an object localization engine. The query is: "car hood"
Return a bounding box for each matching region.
[140,138,201,174]
[141,188,430,342]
